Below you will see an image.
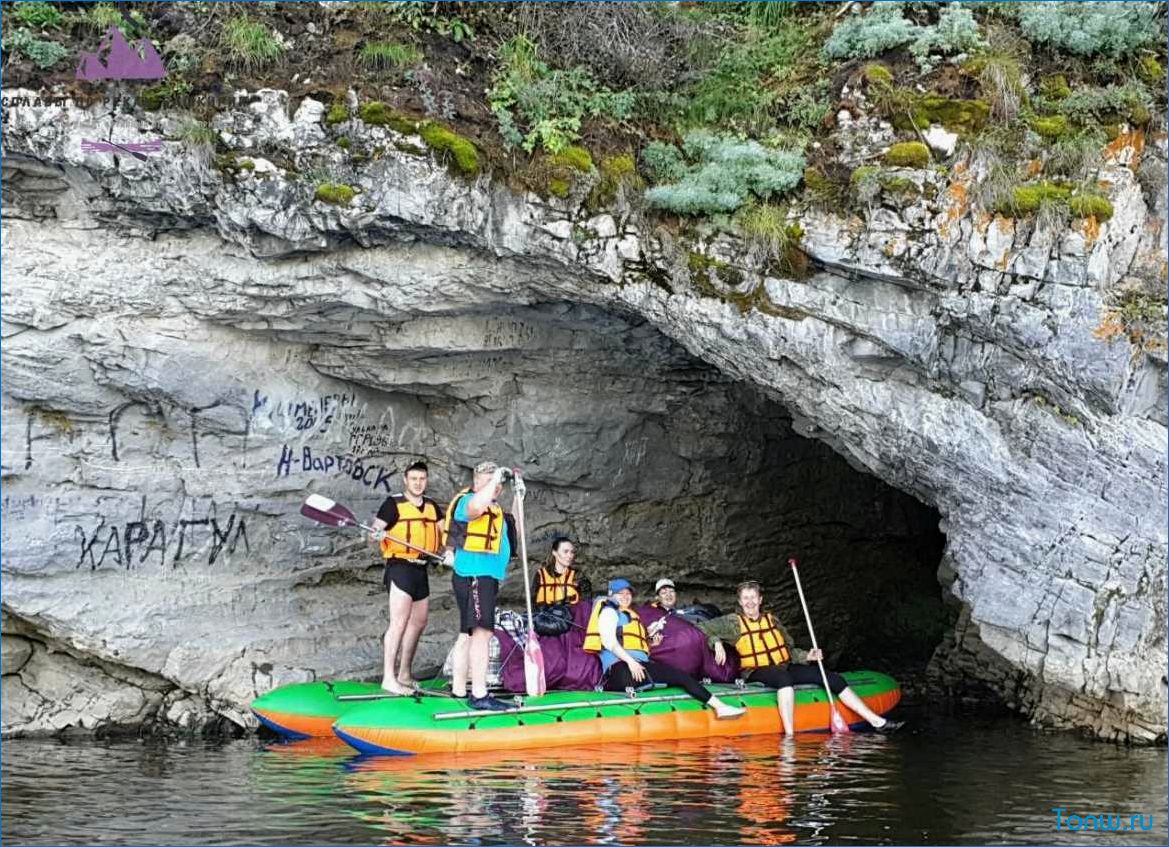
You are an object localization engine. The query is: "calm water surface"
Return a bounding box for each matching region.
[2,711,1166,846]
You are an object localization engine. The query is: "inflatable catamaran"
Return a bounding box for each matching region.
[252,671,900,755]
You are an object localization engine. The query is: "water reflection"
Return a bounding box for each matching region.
[2,712,1166,846]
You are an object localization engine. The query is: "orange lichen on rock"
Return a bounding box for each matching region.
[938,178,971,240]
[1103,129,1145,169]
[1080,215,1101,244]
[1025,159,1044,178]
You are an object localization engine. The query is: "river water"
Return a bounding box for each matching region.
[2,709,1165,846]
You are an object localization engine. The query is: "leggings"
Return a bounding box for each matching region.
[605,659,712,704]
[747,663,847,695]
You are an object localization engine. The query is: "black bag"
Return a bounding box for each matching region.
[677,603,723,624]
[533,603,574,636]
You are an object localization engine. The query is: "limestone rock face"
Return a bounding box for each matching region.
[1,87,1165,742]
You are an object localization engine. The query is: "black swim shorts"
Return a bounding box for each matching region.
[452,573,498,634]
[384,559,430,601]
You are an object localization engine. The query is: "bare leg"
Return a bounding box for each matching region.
[838,686,887,728]
[777,687,796,735]
[397,598,430,686]
[382,584,414,694]
[452,633,470,697]
[469,626,493,699]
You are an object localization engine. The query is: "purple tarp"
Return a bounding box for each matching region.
[496,601,738,692]
[635,605,741,683]
[496,601,601,692]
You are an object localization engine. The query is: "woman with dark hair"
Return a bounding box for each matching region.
[532,536,582,607]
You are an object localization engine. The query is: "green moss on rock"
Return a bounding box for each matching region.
[1040,74,1071,100]
[1029,115,1069,140]
[358,101,419,134]
[326,103,349,126]
[337,136,351,150]
[850,165,879,185]
[862,63,894,86]
[1069,194,1114,221]
[883,141,930,168]
[587,153,643,210]
[548,177,571,198]
[688,251,745,288]
[1138,56,1164,84]
[994,181,1072,216]
[314,183,357,205]
[892,95,989,135]
[877,174,919,195]
[550,145,594,173]
[418,122,480,176]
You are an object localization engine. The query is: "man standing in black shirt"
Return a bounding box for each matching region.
[369,460,444,694]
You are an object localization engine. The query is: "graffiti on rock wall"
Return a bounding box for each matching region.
[274,444,397,493]
[72,499,250,572]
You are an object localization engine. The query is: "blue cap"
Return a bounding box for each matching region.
[608,578,632,594]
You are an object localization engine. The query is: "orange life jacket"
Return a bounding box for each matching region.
[443,488,505,554]
[380,496,442,561]
[583,600,650,656]
[735,612,791,669]
[534,565,580,605]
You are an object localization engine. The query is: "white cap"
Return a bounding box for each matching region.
[654,578,675,592]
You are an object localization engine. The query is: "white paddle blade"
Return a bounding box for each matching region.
[300,494,358,528]
[304,493,338,512]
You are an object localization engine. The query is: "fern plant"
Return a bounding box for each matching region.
[489,35,633,154]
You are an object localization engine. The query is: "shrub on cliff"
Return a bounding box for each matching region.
[488,34,634,154]
[824,3,983,73]
[2,29,68,69]
[645,132,805,215]
[1019,2,1163,59]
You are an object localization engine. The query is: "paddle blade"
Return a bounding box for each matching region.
[829,705,851,734]
[524,630,546,697]
[301,494,358,528]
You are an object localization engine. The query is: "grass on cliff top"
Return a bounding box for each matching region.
[223,16,283,69]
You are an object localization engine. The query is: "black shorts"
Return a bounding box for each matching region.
[384,559,429,601]
[451,574,497,634]
[748,663,847,695]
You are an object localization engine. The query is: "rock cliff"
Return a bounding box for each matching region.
[2,83,1165,742]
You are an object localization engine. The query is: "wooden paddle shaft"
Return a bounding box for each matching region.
[789,559,844,717]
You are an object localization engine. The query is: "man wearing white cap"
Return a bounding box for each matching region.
[651,578,677,612]
[583,578,745,719]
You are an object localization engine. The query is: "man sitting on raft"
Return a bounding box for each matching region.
[649,577,677,612]
[585,578,746,720]
[699,581,895,734]
[532,536,582,607]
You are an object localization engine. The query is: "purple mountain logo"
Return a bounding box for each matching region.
[75,26,166,81]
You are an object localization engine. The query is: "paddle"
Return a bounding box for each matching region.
[512,470,546,697]
[300,493,445,564]
[789,557,851,734]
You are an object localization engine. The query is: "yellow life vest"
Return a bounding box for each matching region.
[583,600,649,656]
[443,488,505,554]
[735,612,791,669]
[534,565,580,605]
[380,497,442,561]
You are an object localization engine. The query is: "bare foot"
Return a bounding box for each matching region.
[381,679,413,696]
[397,676,417,691]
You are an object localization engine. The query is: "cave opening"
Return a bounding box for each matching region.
[348,299,951,688]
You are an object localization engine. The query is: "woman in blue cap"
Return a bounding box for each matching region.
[583,578,745,719]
